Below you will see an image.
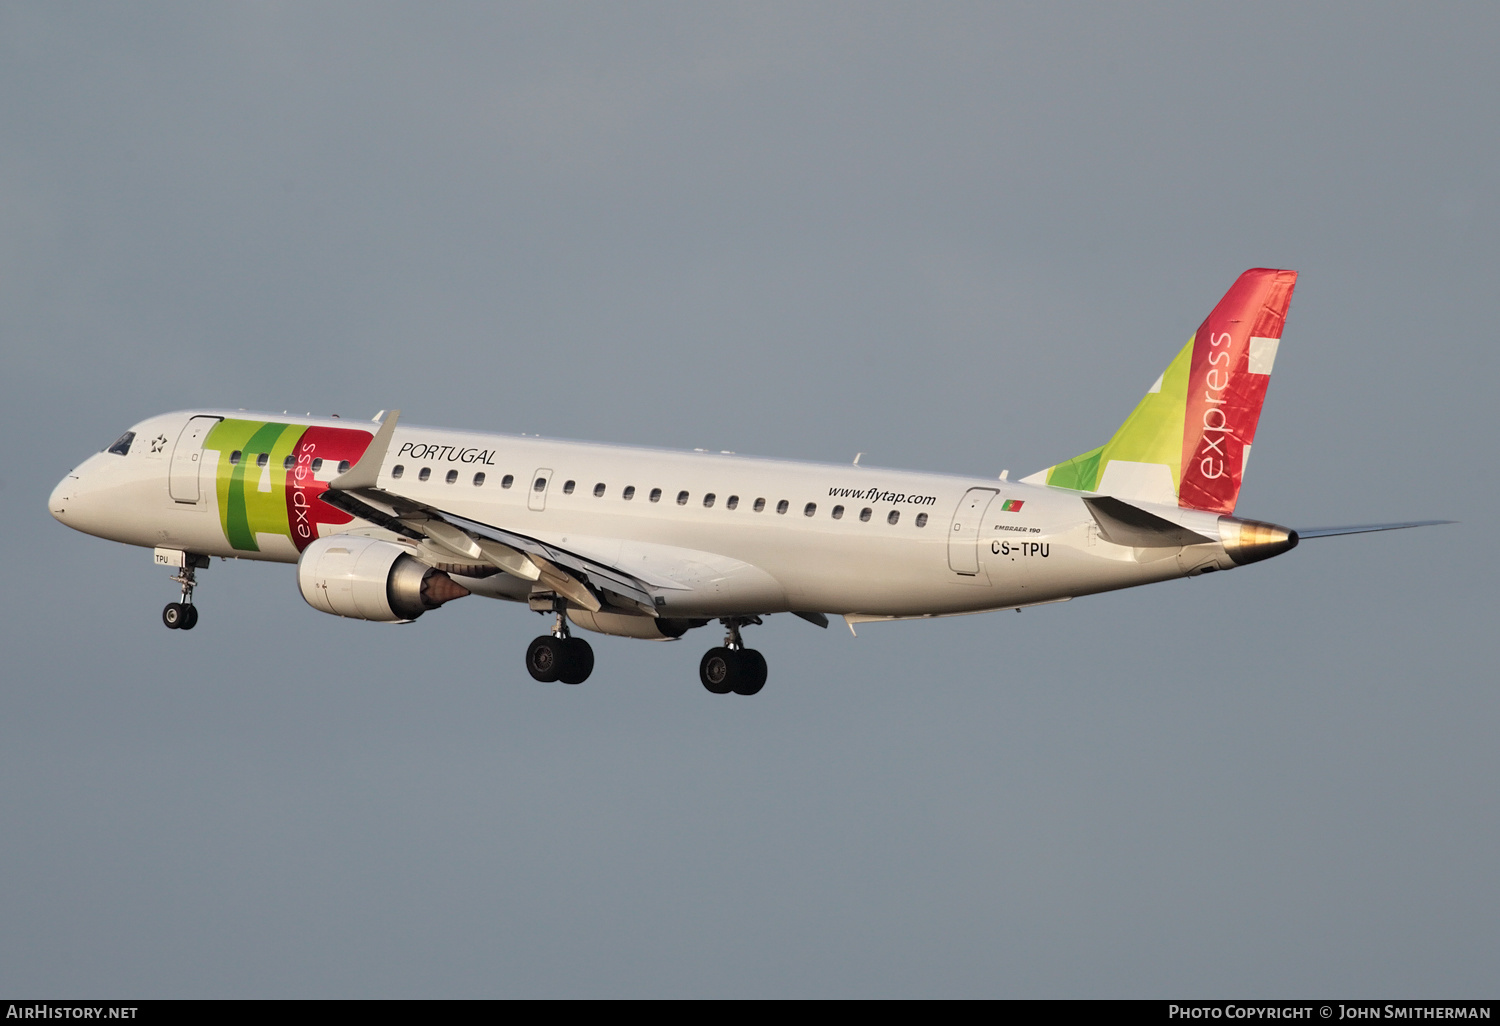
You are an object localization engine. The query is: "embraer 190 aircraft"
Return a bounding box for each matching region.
[48,269,1446,695]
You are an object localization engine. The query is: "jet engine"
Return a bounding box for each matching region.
[297,536,469,622]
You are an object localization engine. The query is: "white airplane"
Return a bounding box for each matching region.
[48,269,1446,694]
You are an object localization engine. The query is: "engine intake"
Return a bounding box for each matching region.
[298,536,468,622]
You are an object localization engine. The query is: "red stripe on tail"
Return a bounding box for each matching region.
[1178,268,1298,514]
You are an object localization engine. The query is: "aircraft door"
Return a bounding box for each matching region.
[169,416,221,503]
[948,487,999,576]
[528,468,553,511]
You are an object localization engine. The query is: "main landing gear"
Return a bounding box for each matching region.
[699,617,767,696]
[162,556,207,631]
[519,602,770,694]
[526,607,594,685]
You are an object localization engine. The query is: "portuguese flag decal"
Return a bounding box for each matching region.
[1000,499,1024,512]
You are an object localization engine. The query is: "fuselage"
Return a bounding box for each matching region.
[50,409,1259,623]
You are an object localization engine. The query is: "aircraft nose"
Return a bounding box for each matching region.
[49,473,76,522]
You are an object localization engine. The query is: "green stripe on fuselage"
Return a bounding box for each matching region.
[205,419,306,551]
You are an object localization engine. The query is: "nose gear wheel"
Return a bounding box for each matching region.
[162,603,198,630]
[162,558,203,630]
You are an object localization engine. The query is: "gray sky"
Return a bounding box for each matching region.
[2,2,1495,998]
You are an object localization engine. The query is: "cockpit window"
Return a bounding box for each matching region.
[106,431,135,456]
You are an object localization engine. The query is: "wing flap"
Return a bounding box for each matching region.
[321,484,662,614]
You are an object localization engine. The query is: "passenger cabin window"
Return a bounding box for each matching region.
[419,468,431,482]
[623,486,636,500]
[256,453,269,468]
[106,431,135,456]
[754,498,766,512]
[562,480,576,494]
[649,488,662,503]
[311,458,323,472]
[445,469,458,484]
[283,455,295,470]
[727,495,739,510]
[676,490,690,506]
[338,461,351,474]
[832,505,844,519]
[229,450,242,465]
[703,493,716,508]
[533,477,547,492]
[392,465,405,479]
[594,483,606,497]
[859,507,872,522]
[501,474,514,488]
[776,500,789,515]
[887,510,900,525]
[915,512,928,527]
[473,472,485,486]
[803,502,816,517]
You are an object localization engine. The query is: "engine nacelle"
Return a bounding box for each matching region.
[297,536,468,622]
[567,609,702,641]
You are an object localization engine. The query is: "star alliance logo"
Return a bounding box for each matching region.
[150,434,167,453]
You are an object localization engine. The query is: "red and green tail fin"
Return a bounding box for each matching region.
[1023,268,1298,514]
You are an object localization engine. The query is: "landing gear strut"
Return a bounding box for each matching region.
[699,617,767,696]
[526,603,594,684]
[162,556,206,631]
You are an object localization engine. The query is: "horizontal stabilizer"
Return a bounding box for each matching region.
[1297,520,1454,539]
[1083,495,1213,548]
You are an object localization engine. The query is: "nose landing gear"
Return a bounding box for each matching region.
[699,617,767,696]
[160,552,209,631]
[526,603,594,684]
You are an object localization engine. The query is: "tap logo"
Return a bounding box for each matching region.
[202,419,374,553]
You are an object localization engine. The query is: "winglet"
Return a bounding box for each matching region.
[330,409,400,491]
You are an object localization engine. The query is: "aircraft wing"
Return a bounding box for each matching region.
[316,410,790,620]
[320,484,666,614]
[319,409,665,614]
